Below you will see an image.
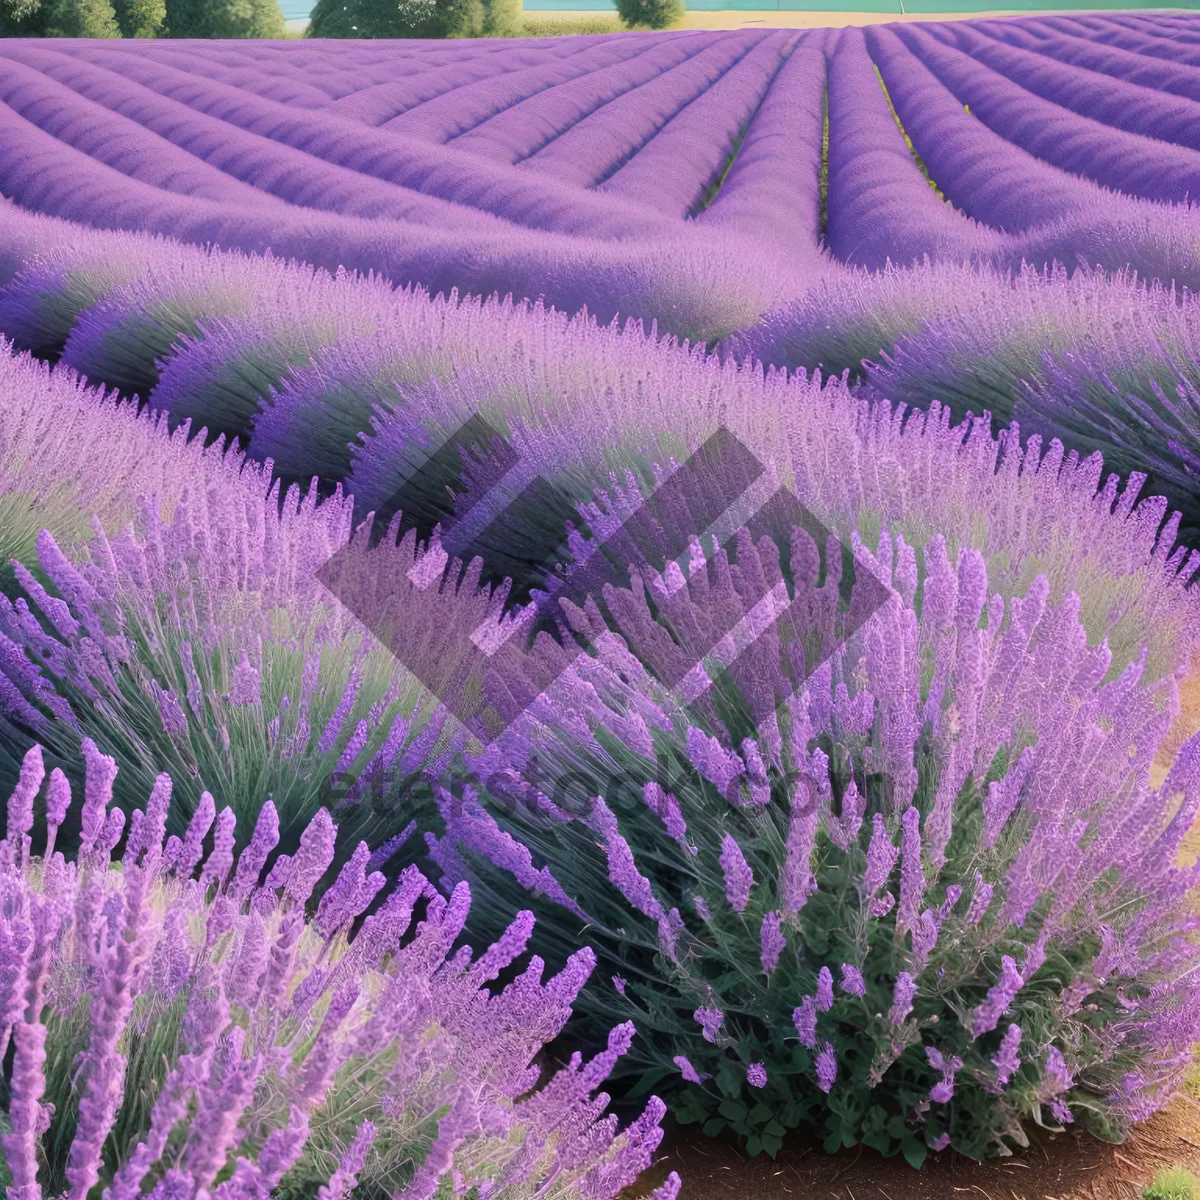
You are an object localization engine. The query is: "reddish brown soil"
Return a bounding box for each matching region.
[626,1095,1200,1200]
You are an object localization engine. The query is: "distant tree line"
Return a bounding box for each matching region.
[305,0,679,35]
[0,0,677,41]
[0,0,286,37]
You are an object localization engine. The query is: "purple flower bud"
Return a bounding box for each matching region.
[931,1133,951,1152]
[234,801,280,900]
[815,1042,837,1093]
[862,813,899,902]
[816,966,834,1012]
[178,793,216,879]
[229,650,261,707]
[286,809,338,907]
[45,767,71,827]
[650,1173,683,1200]
[746,1062,767,1088]
[694,1008,724,1044]
[6,745,43,855]
[897,806,925,933]
[840,964,866,997]
[760,912,786,974]
[201,808,236,891]
[991,1024,1022,1091]
[890,973,917,1026]
[793,996,817,1049]
[971,956,1023,1039]
[719,833,754,913]
[966,872,994,926]
[674,1056,705,1084]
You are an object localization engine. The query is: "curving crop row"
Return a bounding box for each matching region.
[520,32,767,188]
[382,35,661,141]
[941,22,1200,156]
[824,27,996,269]
[47,42,675,240]
[0,44,505,232]
[598,31,797,218]
[695,31,828,249]
[450,33,721,165]
[892,24,1200,207]
[864,25,1116,233]
[966,20,1200,106]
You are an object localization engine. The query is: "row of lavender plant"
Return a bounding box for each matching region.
[403,504,1200,1164]
[518,33,770,190]
[0,741,680,1199]
[893,23,1200,208]
[822,27,998,271]
[380,34,685,143]
[438,34,724,163]
[597,31,799,219]
[933,20,1200,153]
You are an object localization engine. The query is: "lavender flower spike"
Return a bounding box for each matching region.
[719,833,754,913]
[694,1008,724,1044]
[971,956,1024,1039]
[5,744,43,867]
[816,1042,837,1093]
[889,973,917,1026]
[746,1062,768,1088]
[760,911,786,974]
[840,964,867,997]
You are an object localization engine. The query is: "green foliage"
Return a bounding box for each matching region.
[112,0,165,36]
[439,0,519,37]
[165,0,284,38]
[0,0,48,33]
[520,12,620,33]
[613,0,680,30]
[306,0,443,38]
[1145,1168,1198,1200]
[41,0,121,36]
[430,525,1187,1164]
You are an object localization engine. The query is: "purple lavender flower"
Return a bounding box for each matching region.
[966,871,994,926]
[746,1062,767,1088]
[897,806,925,933]
[1049,1099,1074,1125]
[229,650,261,707]
[792,996,817,1049]
[889,973,917,1026]
[674,1055,705,1084]
[1044,1046,1074,1095]
[816,966,834,1012]
[971,956,1024,1039]
[815,1042,837,1093]
[840,964,866,997]
[925,1046,964,1103]
[931,1133,951,1152]
[718,833,754,914]
[5,745,43,862]
[694,1008,724,1045]
[991,1024,1022,1090]
[862,812,899,904]
[760,912,786,975]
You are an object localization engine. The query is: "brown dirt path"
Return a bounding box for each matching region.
[628,1095,1200,1200]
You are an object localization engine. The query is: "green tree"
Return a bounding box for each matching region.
[113,0,165,36]
[614,0,680,29]
[0,0,47,33]
[306,0,442,36]
[165,0,285,37]
[41,0,121,35]
[438,0,519,37]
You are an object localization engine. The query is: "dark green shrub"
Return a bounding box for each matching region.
[614,0,681,30]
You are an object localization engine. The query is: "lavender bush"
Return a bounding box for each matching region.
[0,742,679,1199]
[418,513,1200,1166]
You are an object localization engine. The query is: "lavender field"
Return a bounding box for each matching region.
[3,11,1200,1200]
